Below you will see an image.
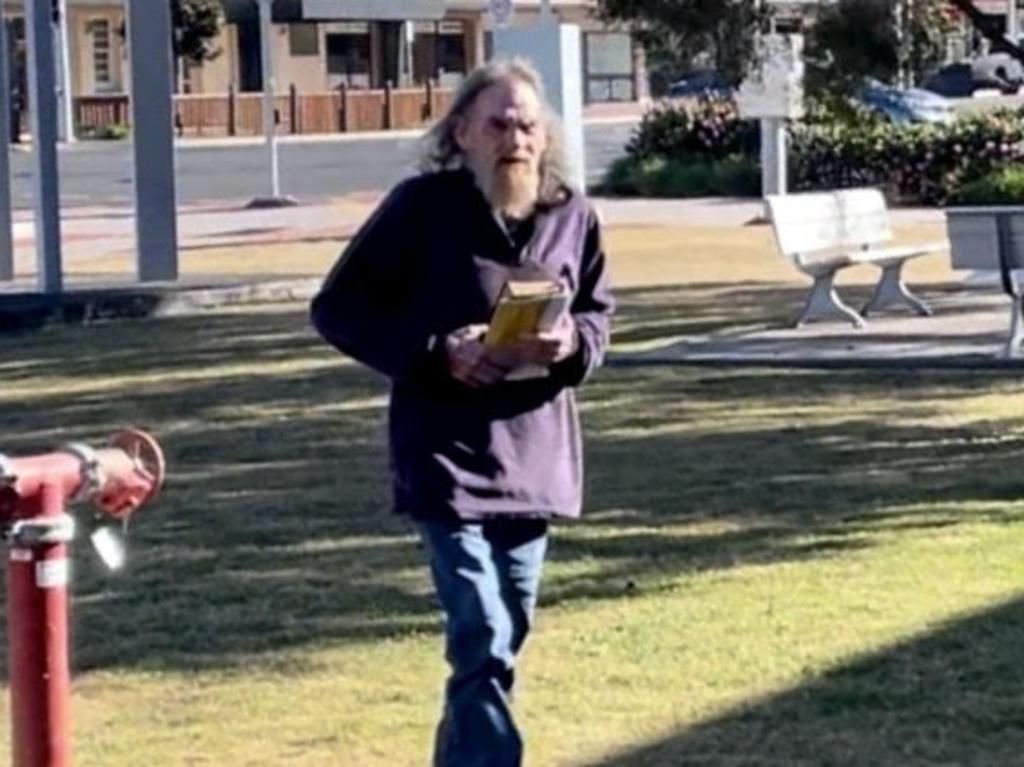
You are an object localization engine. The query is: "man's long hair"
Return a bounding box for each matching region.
[419,58,572,206]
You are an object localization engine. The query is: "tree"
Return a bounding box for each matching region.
[598,0,768,87]
[598,0,1020,94]
[171,0,222,65]
[805,0,953,93]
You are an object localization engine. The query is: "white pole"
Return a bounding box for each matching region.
[402,20,414,87]
[0,5,13,281]
[25,0,63,293]
[257,0,281,200]
[494,13,587,190]
[53,0,75,144]
[760,117,787,197]
[1009,0,1019,42]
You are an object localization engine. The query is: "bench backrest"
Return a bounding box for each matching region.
[836,188,893,248]
[766,191,843,260]
[766,187,893,270]
[946,208,1024,271]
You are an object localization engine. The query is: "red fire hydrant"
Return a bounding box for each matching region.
[0,429,166,767]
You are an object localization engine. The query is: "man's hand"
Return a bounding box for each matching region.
[445,324,511,388]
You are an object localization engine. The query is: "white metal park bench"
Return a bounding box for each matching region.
[766,188,948,328]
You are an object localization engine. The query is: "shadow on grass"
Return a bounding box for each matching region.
[581,594,1024,766]
[0,282,1021,678]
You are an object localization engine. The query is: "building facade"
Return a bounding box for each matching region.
[1,0,646,107]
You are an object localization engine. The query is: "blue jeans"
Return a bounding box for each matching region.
[418,518,549,767]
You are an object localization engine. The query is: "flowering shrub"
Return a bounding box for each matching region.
[620,100,1024,204]
[626,97,759,162]
[790,110,1024,204]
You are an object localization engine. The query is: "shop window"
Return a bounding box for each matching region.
[327,28,371,88]
[412,20,466,84]
[584,32,634,102]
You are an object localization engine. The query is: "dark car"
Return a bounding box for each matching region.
[924,55,1023,97]
[667,69,734,99]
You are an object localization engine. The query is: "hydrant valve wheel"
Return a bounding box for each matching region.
[95,429,167,520]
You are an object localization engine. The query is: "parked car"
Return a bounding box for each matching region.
[924,55,1023,97]
[858,81,955,125]
[667,70,734,99]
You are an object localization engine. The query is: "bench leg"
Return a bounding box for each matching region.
[1004,294,1024,359]
[862,262,932,317]
[797,273,865,329]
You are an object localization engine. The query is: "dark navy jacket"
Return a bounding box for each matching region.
[310,169,614,520]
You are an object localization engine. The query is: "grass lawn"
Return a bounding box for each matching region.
[3,222,1024,766]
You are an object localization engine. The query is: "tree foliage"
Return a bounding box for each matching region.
[598,0,767,86]
[805,0,953,93]
[598,0,1005,93]
[171,0,223,65]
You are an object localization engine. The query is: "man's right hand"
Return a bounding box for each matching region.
[444,325,511,388]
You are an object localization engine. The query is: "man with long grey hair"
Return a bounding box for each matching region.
[311,58,613,767]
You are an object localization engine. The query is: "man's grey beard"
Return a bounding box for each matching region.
[473,161,541,218]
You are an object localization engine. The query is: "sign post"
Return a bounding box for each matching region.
[736,33,804,199]
[493,1,586,190]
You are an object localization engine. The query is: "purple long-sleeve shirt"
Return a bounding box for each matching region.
[310,169,614,520]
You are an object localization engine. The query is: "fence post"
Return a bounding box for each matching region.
[384,79,393,130]
[289,83,298,134]
[227,84,236,136]
[425,78,433,121]
[338,82,348,133]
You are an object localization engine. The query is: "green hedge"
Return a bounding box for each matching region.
[949,165,1024,204]
[610,98,1024,204]
[601,154,760,198]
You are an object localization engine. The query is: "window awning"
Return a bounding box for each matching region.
[220,0,447,23]
[302,0,446,20]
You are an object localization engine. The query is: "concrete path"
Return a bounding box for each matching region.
[613,288,1020,368]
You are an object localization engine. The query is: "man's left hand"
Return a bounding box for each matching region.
[499,315,578,368]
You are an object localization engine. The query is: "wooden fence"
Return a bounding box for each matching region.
[73,83,455,138]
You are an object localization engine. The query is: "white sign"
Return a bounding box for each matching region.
[36,559,70,589]
[737,34,805,119]
[490,0,513,27]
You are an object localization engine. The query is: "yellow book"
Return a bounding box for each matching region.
[484,279,570,348]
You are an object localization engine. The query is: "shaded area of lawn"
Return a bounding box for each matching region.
[582,594,1024,767]
[0,282,1022,685]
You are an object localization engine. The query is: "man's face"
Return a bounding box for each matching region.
[456,78,547,217]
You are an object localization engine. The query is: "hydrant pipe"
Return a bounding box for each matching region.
[1,430,165,767]
[7,481,73,767]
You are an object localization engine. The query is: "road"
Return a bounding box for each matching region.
[7,121,638,210]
